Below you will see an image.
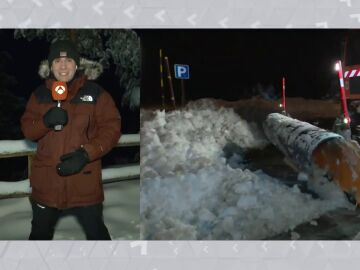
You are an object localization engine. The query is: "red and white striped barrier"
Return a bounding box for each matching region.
[344,69,360,78]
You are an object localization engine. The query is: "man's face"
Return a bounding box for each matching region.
[51,57,77,82]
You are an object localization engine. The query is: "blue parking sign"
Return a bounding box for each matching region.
[174,64,190,79]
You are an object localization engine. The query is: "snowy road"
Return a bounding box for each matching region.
[0,179,139,240]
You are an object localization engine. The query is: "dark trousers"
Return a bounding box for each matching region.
[29,200,111,240]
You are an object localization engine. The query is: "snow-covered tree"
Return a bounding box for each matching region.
[14,29,140,109]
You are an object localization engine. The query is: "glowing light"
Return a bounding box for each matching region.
[335,63,340,71]
[279,104,283,108]
[344,117,349,124]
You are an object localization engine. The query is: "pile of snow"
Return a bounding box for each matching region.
[141,99,351,240]
[141,99,268,179]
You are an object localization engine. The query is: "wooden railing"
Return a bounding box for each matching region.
[0,134,140,198]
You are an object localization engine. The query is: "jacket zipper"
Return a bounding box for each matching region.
[60,101,70,209]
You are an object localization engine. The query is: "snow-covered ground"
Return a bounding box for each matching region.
[141,99,352,240]
[0,180,139,240]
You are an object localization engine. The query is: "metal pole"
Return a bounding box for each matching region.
[180,79,186,107]
[28,154,33,178]
[281,77,286,113]
[159,49,165,109]
[336,60,351,127]
[164,56,176,109]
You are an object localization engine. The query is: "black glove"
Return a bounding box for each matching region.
[43,107,68,128]
[56,148,89,176]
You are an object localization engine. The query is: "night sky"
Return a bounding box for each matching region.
[138,29,351,106]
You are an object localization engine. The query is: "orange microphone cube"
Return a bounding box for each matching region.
[51,81,68,101]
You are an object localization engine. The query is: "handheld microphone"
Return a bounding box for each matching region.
[51,81,68,131]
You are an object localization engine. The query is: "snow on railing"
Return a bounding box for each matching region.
[0,134,140,157]
[0,165,140,198]
[0,134,140,198]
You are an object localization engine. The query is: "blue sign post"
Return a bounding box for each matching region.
[174,64,190,79]
[174,64,190,106]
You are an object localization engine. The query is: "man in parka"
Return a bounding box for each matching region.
[21,40,121,240]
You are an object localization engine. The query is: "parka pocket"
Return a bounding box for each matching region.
[70,161,102,197]
[30,164,54,195]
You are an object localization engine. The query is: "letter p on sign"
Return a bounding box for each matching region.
[174,64,190,79]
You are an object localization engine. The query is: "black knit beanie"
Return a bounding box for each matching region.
[48,40,80,66]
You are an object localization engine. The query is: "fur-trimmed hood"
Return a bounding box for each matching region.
[38,58,103,80]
